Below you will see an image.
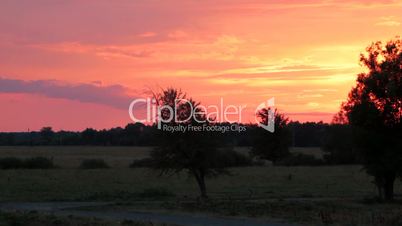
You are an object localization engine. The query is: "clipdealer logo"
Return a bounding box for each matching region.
[128,97,275,133]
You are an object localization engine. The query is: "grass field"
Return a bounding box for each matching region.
[0,146,324,168]
[0,211,176,226]
[0,146,401,225]
[0,146,150,168]
[0,164,389,202]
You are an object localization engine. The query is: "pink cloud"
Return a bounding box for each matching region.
[0,78,138,109]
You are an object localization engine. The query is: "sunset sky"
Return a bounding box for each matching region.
[1,0,401,131]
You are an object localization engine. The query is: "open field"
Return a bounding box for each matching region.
[290,147,324,159]
[0,210,178,226]
[0,145,353,203]
[0,146,151,168]
[0,146,401,225]
[0,165,394,202]
[0,146,324,168]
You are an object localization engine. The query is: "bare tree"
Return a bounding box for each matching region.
[150,88,226,199]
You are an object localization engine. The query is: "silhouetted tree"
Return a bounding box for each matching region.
[288,121,327,147]
[322,124,359,164]
[81,128,97,145]
[150,88,227,199]
[338,38,402,201]
[251,109,291,164]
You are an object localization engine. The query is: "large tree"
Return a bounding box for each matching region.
[150,88,226,199]
[339,38,402,201]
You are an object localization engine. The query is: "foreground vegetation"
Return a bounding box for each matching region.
[1,165,393,202]
[0,146,401,225]
[0,211,176,226]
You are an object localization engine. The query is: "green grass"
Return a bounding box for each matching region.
[290,147,324,159]
[0,146,401,225]
[0,146,151,168]
[0,146,323,168]
[0,211,178,226]
[0,146,397,202]
[0,166,398,202]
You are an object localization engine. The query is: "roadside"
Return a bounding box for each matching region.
[0,202,297,226]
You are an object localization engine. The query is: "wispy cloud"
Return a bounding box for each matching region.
[286,112,335,116]
[0,78,136,109]
[30,42,153,59]
[138,32,157,38]
[375,16,401,27]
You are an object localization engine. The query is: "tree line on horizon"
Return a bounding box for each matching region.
[0,121,329,147]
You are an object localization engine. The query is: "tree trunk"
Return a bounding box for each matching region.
[376,172,396,201]
[383,173,396,201]
[374,175,384,200]
[377,184,383,200]
[193,169,208,199]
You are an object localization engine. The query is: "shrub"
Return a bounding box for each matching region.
[79,159,110,169]
[129,158,154,168]
[322,124,361,165]
[23,157,55,169]
[138,187,175,199]
[0,157,23,169]
[215,149,255,167]
[130,150,260,169]
[0,157,55,169]
[276,153,325,166]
